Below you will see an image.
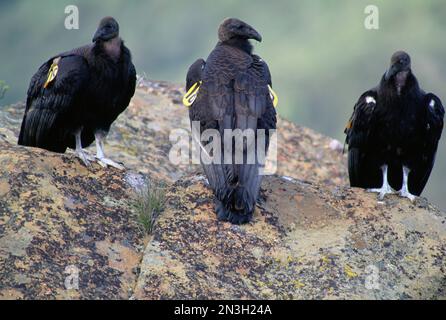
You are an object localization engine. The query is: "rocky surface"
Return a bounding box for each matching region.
[0,79,444,300]
[134,175,445,299]
[0,142,145,299]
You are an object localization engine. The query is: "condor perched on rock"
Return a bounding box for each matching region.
[185,18,277,224]
[18,17,136,169]
[345,51,444,201]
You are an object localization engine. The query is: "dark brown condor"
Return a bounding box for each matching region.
[184,18,278,224]
[345,51,444,201]
[18,17,136,169]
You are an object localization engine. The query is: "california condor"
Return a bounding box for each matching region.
[184,18,277,224]
[18,17,136,169]
[345,51,444,201]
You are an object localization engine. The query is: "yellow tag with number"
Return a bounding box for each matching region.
[268,85,278,108]
[183,82,278,108]
[183,81,202,107]
[43,58,60,89]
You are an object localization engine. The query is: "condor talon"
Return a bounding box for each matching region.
[76,151,91,167]
[367,165,395,200]
[74,129,93,167]
[97,158,125,170]
[398,167,417,201]
[94,131,124,170]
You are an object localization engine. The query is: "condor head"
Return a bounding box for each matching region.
[93,17,119,43]
[218,18,262,42]
[385,51,412,93]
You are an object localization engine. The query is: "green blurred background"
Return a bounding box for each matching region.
[0,0,445,208]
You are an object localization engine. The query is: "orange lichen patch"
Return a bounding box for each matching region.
[55,289,81,300]
[0,289,24,300]
[96,240,141,274]
[350,234,367,250]
[0,179,10,196]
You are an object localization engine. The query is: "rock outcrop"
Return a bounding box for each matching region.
[134,175,445,299]
[0,79,444,300]
[0,143,144,299]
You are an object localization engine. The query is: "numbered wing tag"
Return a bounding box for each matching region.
[183,81,202,107]
[44,57,61,89]
[268,85,278,107]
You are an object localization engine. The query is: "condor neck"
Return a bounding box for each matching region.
[379,72,420,99]
[94,37,122,61]
[220,38,253,54]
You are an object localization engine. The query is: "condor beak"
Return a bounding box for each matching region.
[249,28,262,42]
[385,64,398,80]
[92,29,105,42]
[93,28,117,42]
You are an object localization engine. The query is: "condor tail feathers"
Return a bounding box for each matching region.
[18,107,67,153]
[215,184,258,225]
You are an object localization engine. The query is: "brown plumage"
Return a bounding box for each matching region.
[186,18,277,224]
[18,17,136,169]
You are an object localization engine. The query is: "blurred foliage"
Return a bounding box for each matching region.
[0,81,9,100]
[0,0,445,209]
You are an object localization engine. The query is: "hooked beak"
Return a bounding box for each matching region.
[385,65,398,80]
[92,29,104,42]
[92,30,102,42]
[248,28,262,42]
[92,28,116,43]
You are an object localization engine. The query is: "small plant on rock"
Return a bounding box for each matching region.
[133,180,166,234]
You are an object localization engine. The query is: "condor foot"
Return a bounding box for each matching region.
[367,185,396,201]
[76,150,95,167]
[96,157,125,170]
[399,189,417,202]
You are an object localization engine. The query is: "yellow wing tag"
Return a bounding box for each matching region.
[344,120,352,131]
[43,57,61,89]
[268,85,278,107]
[183,81,202,107]
[183,82,277,108]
